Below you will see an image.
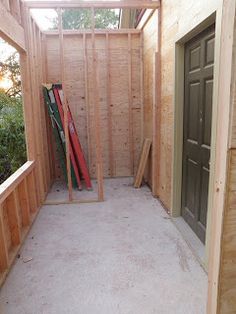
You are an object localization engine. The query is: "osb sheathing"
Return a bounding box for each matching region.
[156,0,221,209]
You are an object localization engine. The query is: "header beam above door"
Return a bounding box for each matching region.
[24,0,160,9]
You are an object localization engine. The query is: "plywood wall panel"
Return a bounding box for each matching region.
[142,0,222,209]
[45,33,142,178]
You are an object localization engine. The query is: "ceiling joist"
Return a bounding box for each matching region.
[24,0,160,9]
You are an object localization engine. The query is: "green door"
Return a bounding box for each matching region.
[182,25,215,244]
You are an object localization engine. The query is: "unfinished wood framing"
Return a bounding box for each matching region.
[128,33,135,175]
[0,3,54,285]
[140,32,144,145]
[83,33,92,175]
[91,7,104,201]
[44,32,142,179]
[106,32,114,177]
[152,52,158,196]
[43,29,141,35]
[1,1,236,312]
[0,162,39,287]
[0,0,25,51]
[152,7,161,197]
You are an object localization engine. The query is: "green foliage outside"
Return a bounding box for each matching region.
[52,8,119,29]
[0,89,26,184]
[0,51,21,98]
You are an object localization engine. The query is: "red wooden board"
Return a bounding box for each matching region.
[53,86,92,190]
[53,88,83,190]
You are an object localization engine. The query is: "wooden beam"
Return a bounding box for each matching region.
[9,0,21,25]
[19,7,37,162]
[29,16,46,200]
[23,7,45,203]
[20,53,37,161]
[43,29,141,36]
[58,8,73,201]
[136,9,155,30]
[128,33,135,175]
[152,52,159,196]
[106,32,114,177]
[140,32,144,146]
[36,27,48,188]
[44,198,102,205]
[32,21,48,193]
[18,179,31,227]
[41,33,55,183]
[26,0,160,9]
[20,6,46,203]
[6,191,21,246]
[0,204,9,272]
[0,161,35,204]
[152,7,161,197]
[83,33,92,176]
[91,7,104,201]
[38,27,52,190]
[26,171,38,213]
[0,1,25,51]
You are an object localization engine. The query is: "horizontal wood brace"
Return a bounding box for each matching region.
[0,161,35,204]
[26,0,160,9]
[43,29,141,35]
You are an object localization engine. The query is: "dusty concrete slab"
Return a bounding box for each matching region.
[0,178,207,314]
[45,179,98,202]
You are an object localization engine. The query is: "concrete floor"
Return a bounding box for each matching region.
[46,179,98,202]
[0,178,207,314]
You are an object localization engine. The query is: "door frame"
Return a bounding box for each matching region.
[171,10,222,268]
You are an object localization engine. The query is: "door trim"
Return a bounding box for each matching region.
[171,11,221,269]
